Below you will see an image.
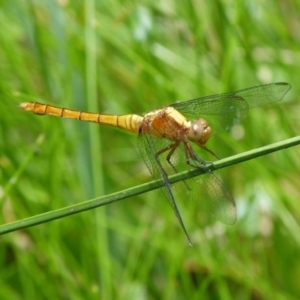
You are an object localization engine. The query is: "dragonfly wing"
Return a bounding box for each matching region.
[173,94,249,136]
[172,82,291,135]
[234,82,291,109]
[188,172,236,224]
[137,132,193,243]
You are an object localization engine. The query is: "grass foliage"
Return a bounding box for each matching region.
[1,1,300,299]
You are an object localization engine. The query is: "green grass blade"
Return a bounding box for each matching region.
[1,136,299,235]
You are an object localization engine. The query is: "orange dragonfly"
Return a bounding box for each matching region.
[20,82,291,244]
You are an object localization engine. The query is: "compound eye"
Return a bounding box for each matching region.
[188,119,205,141]
[188,118,212,146]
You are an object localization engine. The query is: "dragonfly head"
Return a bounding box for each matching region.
[187,118,212,147]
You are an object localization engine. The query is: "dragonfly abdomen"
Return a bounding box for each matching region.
[19,102,143,133]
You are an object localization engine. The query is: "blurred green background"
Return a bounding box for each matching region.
[1,1,300,299]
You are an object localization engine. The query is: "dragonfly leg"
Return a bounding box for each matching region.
[203,146,220,160]
[164,142,195,192]
[155,141,192,188]
[157,142,197,189]
[155,141,180,173]
[184,142,207,166]
[182,142,217,174]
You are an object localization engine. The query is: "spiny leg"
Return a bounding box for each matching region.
[183,141,208,167]
[156,141,193,191]
[156,141,180,174]
[203,146,220,160]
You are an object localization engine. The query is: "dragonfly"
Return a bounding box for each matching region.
[19,82,291,244]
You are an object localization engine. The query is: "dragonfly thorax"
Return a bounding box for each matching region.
[187,118,212,147]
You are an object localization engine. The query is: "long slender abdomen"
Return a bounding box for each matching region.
[19,102,143,133]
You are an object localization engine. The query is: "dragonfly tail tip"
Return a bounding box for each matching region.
[19,102,28,110]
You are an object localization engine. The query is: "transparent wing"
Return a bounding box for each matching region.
[172,82,291,135]
[137,131,192,242]
[188,172,236,224]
